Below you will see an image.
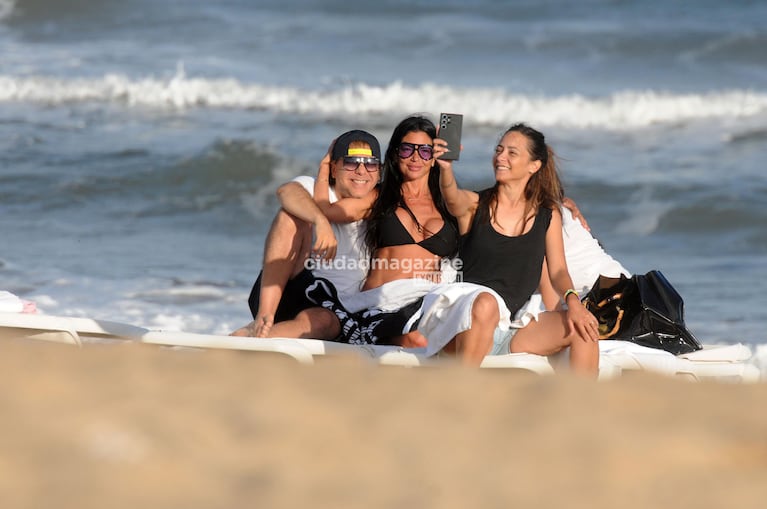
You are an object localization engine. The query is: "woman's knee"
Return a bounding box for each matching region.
[471,292,500,324]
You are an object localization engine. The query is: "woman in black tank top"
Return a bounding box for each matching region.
[434,123,600,376]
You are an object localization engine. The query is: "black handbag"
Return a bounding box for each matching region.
[581,270,702,355]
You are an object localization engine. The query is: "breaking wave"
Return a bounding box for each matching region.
[2,68,766,130]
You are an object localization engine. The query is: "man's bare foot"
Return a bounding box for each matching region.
[229,315,274,337]
[252,315,274,337]
[230,322,255,337]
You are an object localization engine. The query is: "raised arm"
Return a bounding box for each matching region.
[313,154,377,223]
[433,137,478,229]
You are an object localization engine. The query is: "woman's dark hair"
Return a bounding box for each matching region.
[477,122,564,225]
[364,115,458,256]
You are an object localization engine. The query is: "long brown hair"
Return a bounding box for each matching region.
[477,123,564,225]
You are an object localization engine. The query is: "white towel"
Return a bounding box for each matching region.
[342,278,548,357]
[0,291,36,313]
[417,282,509,356]
[343,278,437,313]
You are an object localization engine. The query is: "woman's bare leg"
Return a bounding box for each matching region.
[511,311,599,377]
[451,292,499,366]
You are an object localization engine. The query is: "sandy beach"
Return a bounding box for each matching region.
[1,338,766,509]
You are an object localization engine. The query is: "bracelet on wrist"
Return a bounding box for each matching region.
[563,289,579,301]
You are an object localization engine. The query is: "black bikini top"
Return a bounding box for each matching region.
[377,201,458,258]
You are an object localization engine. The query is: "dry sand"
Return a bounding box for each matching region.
[1,338,766,509]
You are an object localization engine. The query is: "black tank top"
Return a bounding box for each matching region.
[460,190,552,315]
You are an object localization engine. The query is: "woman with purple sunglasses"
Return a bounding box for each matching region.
[303,117,599,376]
[362,115,460,289]
[306,115,508,354]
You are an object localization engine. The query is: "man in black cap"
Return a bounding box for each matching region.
[231,130,381,339]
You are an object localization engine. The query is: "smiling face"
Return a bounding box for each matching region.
[492,130,542,183]
[330,141,380,199]
[397,130,434,182]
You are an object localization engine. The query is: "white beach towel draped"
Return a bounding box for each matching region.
[342,279,547,357]
[0,291,36,314]
[0,291,25,313]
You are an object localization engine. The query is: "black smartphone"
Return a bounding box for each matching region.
[437,112,463,160]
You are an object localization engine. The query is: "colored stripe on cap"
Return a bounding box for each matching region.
[347,148,373,156]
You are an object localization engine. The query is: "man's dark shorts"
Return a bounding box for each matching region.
[248,269,319,322]
[247,270,420,345]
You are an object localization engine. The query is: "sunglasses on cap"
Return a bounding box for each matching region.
[342,156,381,172]
[397,142,433,161]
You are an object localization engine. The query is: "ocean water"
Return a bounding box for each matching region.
[1,0,766,356]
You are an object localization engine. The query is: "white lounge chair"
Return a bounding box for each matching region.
[0,311,760,382]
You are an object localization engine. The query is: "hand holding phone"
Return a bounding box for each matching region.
[437,112,463,161]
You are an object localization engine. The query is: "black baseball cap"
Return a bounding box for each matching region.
[331,130,381,161]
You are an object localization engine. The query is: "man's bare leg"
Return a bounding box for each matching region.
[267,307,341,340]
[231,210,311,337]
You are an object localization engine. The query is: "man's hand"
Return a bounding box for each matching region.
[311,219,338,261]
[562,196,590,231]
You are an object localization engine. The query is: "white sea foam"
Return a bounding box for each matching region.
[2,70,767,130]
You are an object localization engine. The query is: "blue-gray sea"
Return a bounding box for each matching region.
[1,0,766,353]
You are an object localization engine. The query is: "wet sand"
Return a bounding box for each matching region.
[1,338,766,509]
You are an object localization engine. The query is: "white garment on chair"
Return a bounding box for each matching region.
[561,207,631,293]
[0,291,25,313]
[418,282,512,356]
[346,279,547,357]
[341,279,511,356]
